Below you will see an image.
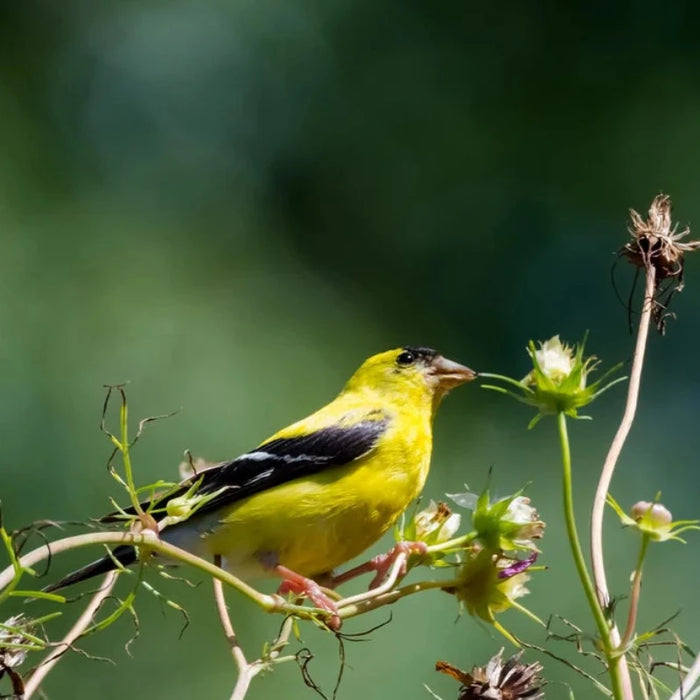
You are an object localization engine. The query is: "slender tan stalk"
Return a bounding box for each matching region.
[211,554,303,700]
[213,584,256,700]
[337,578,451,619]
[230,666,255,700]
[591,267,656,593]
[212,556,248,668]
[619,535,649,650]
[334,553,407,608]
[211,555,256,700]
[670,651,700,700]
[0,532,315,621]
[590,264,655,699]
[24,571,118,699]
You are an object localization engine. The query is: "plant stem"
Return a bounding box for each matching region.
[211,554,256,700]
[118,390,145,517]
[213,555,249,669]
[0,529,467,633]
[230,669,255,700]
[335,552,407,608]
[24,571,118,699]
[671,651,700,700]
[337,578,452,619]
[0,527,23,604]
[557,412,623,699]
[620,535,649,650]
[590,264,655,700]
[0,532,317,622]
[425,531,478,555]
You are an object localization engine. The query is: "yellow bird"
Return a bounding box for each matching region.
[46,347,476,624]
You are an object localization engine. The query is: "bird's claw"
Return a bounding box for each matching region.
[330,540,428,589]
[275,565,341,630]
[367,541,428,589]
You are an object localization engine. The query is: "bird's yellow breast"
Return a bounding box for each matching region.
[202,412,433,578]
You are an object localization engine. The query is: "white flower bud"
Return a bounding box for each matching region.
[414,500,461,545]
[531,336,577,385]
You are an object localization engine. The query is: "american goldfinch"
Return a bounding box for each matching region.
[46,347,476,623]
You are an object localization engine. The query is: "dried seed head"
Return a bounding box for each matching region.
[624,194,699,280]
[436,648,545,699]
[622,194,698,333]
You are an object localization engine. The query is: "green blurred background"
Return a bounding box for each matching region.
[2,2,699,698]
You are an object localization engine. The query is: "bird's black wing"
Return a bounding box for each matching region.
[102,413,390,524]
[44,414,391,593]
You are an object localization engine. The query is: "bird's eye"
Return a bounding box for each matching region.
[396,350,416,366]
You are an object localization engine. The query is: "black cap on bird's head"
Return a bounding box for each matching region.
[398,346,477,391]
[397,346,438,364]
[345,346,476,399]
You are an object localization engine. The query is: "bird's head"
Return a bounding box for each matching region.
[344,347,477,410]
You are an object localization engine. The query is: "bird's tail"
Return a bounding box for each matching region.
[43,545,137,593]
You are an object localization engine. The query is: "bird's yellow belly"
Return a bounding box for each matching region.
[200,454,430,579]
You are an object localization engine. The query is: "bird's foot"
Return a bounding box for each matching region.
[332,541,429,590]
[274,565,341,631]
[366,541,428,589]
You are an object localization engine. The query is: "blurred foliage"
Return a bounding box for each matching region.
[1,1,699,698]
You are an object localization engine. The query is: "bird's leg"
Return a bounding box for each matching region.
[330,541,428,590]
[274,565,341,631]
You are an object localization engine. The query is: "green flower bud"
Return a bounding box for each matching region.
[481,334,625,428]
[448,489,545,552]
[444,549,540,645]
[160,478,228,527]
[608,494,700,543]
[524,335,580,386]
[165,495,194,520]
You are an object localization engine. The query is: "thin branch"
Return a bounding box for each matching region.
[670,651,700,700]
[212,558,247,670]
[212,560,301,700]
[620,535,650,650]
[210,554,254,700]
[337,578,451,619]
[0,531,319,622]
[592,266,655,593]
[24,571,118,699]
[333,552,407,608]
[590,264,655,700]
[230,668,254,700]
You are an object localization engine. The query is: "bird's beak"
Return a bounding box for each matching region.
[431,355,477,389]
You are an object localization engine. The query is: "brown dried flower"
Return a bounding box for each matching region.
[623,193,699,332]
[625,194,698,279]
[436,648,545,699]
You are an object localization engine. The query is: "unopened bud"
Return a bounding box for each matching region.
[631,501,672,528]
[608,493,699,543]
